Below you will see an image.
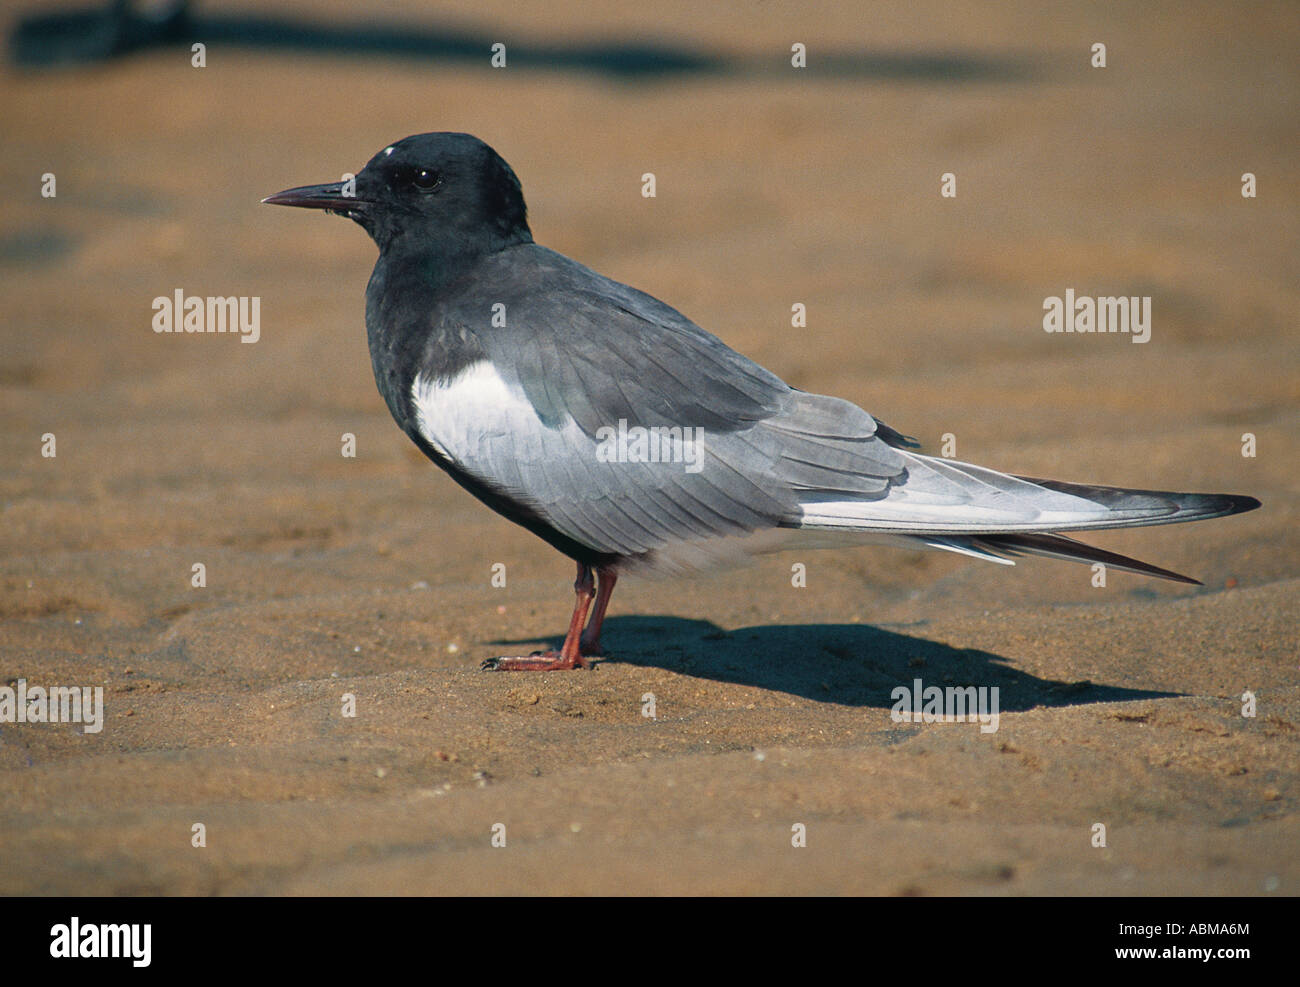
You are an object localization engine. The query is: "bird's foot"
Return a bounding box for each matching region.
[578,635,605,659]
[481,650,590,672]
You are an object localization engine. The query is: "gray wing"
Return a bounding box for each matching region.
[414,245,909,561]
[414,244,1258,574]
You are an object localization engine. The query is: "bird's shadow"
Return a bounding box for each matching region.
[492,615,1177,710]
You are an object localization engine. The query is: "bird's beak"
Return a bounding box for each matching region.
[261,181,367,212]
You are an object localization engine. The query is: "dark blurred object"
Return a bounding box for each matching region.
[10,0,1031,82]
[11,0,191,66]
[8,0,719,78]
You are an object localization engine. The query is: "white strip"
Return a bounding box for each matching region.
[411,361,548,466]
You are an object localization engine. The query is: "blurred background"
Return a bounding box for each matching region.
[1,1,1296,895]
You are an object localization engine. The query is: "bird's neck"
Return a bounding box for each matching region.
[364,240,516,426]
[380,227,532,294]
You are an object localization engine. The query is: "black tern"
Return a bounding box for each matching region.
[264,132,1260,671]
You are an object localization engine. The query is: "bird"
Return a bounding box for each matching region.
[264,132,1261,671]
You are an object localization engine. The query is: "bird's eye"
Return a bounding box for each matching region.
[412,168,443,192]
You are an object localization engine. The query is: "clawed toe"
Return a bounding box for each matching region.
[481,650,589,672]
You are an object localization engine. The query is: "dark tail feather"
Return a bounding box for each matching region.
[1015,477,1262,529]
[972,531,1202,585]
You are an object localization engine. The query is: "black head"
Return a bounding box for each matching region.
[263,132,532,257]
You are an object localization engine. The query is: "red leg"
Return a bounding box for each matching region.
[483,562,595,671]
[579,565,618,657]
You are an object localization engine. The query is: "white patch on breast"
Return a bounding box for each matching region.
[411,361,536,464]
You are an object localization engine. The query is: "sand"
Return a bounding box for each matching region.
[0,0,1296,895]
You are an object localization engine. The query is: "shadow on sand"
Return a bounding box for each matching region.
[492,615,1178,709]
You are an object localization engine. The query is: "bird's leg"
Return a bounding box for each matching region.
[579,565,618,657]
[482,562,595,671]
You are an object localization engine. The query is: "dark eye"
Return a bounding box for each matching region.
[412,168,442,192]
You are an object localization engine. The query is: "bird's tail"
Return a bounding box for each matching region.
[918,530,1204,584]
[796,456,1261,584]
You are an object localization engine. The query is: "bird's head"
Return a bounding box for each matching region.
[263,132,532,256]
